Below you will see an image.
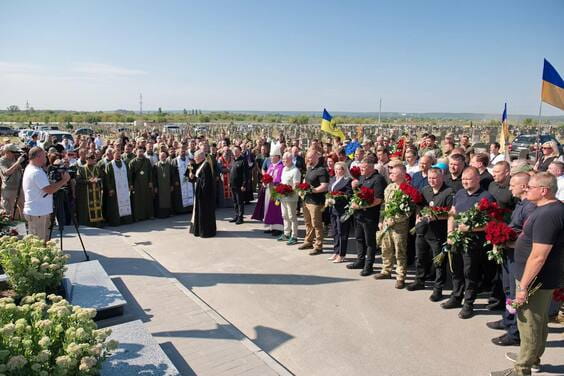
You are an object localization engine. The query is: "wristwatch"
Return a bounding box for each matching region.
[516,284,527,292]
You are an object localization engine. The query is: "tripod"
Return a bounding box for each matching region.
[48,189,89,261]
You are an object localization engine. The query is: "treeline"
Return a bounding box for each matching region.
[0,108,561,128]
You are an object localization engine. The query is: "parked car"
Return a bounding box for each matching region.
[509,134,563,160]
[75,128,94,136]
[18,129,35,141]
[0,126,18,136]
[162,124,181,134]
[38,130,74,149]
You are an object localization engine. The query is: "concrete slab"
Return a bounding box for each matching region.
[102,319,180,376]
[64,260,126,320]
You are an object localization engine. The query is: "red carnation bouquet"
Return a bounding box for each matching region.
[484,221,517,264]
[261,174,274,185]
[325,191,348,208]
[295,182,312,198]
[350,166,361,179]
[340,186,374,222]
[270,183,294,206]
[378,182,421,243]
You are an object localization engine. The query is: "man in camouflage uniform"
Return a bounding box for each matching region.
[375,162,413,289]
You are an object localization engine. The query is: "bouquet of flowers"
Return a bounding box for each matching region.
[261,174,274,185]
[350,166,361,179]
[377,183,422,244]
[476,198,509,221]
[410,206,451,235]
[484,221,517,264]
[325,191,348,208]
[0,212,14,228]
[295,182,312,199]
[270,184,294,206]
[506,277,542,314]
[447,198,492,252]
[340,186,374,223]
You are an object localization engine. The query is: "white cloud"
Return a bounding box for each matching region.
[72,63,147,77]
[0,62,42,74]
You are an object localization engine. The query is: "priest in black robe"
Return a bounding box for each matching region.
[188,150,216,238]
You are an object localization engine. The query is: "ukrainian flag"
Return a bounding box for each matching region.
[321,109,345,140]
[499,103,510,154]
[541,59,564,111]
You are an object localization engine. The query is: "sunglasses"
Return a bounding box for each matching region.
[541,146,552,149]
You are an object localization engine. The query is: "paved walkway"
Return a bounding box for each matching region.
[64,226,290,376]
[62,208,563,376]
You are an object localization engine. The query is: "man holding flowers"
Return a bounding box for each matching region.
[297,150,329,255]
[443,167,495,319]
[407,167,454,300]
[491,172,564,376]
[346,155,387,276]
[375,162,418,288]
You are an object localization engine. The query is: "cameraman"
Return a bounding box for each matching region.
[0,144,26,218]
[22,147,70,241]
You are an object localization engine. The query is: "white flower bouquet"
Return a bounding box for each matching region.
[0,293,118,375]
[0,235,69,297]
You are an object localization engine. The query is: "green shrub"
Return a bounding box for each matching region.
[0,236,68,297]
[0,293,118,375]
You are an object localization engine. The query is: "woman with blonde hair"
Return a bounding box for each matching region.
[328,161,354,263]
[535,140,560,172]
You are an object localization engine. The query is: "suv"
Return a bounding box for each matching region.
[0,126,17,136]
[509,134,563,160]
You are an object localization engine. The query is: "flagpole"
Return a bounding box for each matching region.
[535,100,543,162]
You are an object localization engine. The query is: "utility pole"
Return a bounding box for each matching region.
[378,98,382,125]
[139,93,143,115]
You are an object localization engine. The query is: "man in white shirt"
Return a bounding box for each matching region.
[548,160,564,202]
[489,142,506,171]
[22,147,70,241]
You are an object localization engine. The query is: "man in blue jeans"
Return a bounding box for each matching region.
[487,172,535,346]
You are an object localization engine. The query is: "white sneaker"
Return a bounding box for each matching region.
[505,352,541,373]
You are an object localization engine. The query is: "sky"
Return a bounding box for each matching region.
[1,0,563,115]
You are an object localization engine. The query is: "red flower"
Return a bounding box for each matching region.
[485,221,517,245]
[399,182,423,204]
[261,174,273,184]
[391,151,402,158]
[330,191,346,197]
[477,198,508,221]
[350,166,361,179]
[297,182,311,191]
[275,184,293,195]
[357,186,375,204]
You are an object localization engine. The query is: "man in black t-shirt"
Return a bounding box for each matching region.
[444,153,465,193]
[471,153,493,191]
[346,155,387,275]
[491,172,563,376]
[297,150,329,255]
[442,167,496,320]
[407,167,454,300]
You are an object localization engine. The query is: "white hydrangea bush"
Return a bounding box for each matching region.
[0,235,69,297]
[0,293,118,375]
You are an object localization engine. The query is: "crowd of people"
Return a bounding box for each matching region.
[0,127,562,376]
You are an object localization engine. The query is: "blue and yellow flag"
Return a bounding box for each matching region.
[541,59,564,111]
[320,109,345,140]
[499,103,510,154]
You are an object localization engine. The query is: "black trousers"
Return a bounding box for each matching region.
[450,235,485,305]
[415,234,447,290]
[355,219,378,265]
[231,186,245,219]
[330,212,351,257]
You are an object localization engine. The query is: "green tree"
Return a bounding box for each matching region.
[7,105,20,112]
[158,107,162,114]
[523,118,533,126]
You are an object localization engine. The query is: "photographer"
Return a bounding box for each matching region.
[22,147,70,241]
[0,144,26,218]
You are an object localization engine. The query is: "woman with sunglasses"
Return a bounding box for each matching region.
[534,140,560,172]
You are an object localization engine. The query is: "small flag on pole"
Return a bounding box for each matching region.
[320,109,345,140]
[541,59,564,111]
[499,103,510,155]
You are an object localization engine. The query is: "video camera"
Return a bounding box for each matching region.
[48,163,78,183]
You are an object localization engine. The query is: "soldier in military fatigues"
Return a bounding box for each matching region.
[376,163,413,289]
